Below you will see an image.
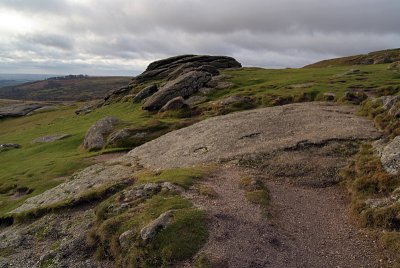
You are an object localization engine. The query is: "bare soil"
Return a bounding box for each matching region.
[183,167,390,268]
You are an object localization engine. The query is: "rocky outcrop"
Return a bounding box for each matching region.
[0,103,42,119]
[140,210,175,241]
[143,71,212,110]
[33,134,71,143]
[132,84,158,103]
[83,117,120,150]
[118,103,381,171]
[136,55,241,83]
[159,96,187,112]
[78,55,241,113]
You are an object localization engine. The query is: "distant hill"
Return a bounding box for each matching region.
[0,74,57,88]
[305,48,400,68]
[0,75,131,101]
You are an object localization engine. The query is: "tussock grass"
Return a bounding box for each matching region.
[239,177,270,209]
[88,167,210,267]
[340,143,400,256]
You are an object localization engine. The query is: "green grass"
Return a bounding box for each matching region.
[0,102,192,216]
[215,64,400,106]
[136,167,212,189]
[239,177,270,210]
[340,143,400,259]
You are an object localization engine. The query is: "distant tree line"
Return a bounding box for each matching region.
[46,74,89,80]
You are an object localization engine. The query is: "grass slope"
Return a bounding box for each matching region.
[0,63,399,216]
[305,48,400,68]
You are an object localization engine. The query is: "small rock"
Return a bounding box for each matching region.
[140,210,175,241]
[344,90,368,105]
[132,84,158,103]
[119,230,134,249]
[159,96,188,112]
[323,92,336,101]
[388,61,400,70]
[380,136,400,175]
[33,134,71,143]
[143,183,161,192]
[0,143,21,152]
[162,182,184,192]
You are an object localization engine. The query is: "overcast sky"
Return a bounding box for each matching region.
[0,0,399,76]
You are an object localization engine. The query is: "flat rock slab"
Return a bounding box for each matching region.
[11,163,135,214]
[33,134,71,143]
[0,103,42,118]
[123,102,381,169]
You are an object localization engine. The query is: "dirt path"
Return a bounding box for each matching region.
[184,168,386,268]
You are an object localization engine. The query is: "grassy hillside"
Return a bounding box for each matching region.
[0,63,399,217]
[0,76,131,101]
[305,48,400,68]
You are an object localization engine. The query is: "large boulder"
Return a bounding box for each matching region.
[132,84,158,103]
[143,71,212,110]
[83,117,120,150]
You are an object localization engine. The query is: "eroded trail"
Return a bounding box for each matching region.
[183,167,385,268]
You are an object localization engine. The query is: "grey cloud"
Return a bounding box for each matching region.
[0,0,399,75]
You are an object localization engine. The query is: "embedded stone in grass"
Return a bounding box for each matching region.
[0,143,21,152]
[140,209,175,241]
[379,136,400,175]
[33,134,71,143]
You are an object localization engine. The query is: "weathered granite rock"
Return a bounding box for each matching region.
[143,71,211,110]
[388,61,400,70]
[186,95,208,106]
[159,96,187,112]
[136,55,241,83]
[11,163,135,214]
[33,134,71,143]
[83,117,120,150]
[140,210,175,241]
[379,136,400,175]
[0,103,42,119]
[107,128,148,148]
[122,103,381,170]
[381,95,400,118]
[132,84,158,103]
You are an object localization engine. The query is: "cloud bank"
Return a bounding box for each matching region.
[0,0,399,75]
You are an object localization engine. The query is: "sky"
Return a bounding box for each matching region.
[0,0,399,76]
